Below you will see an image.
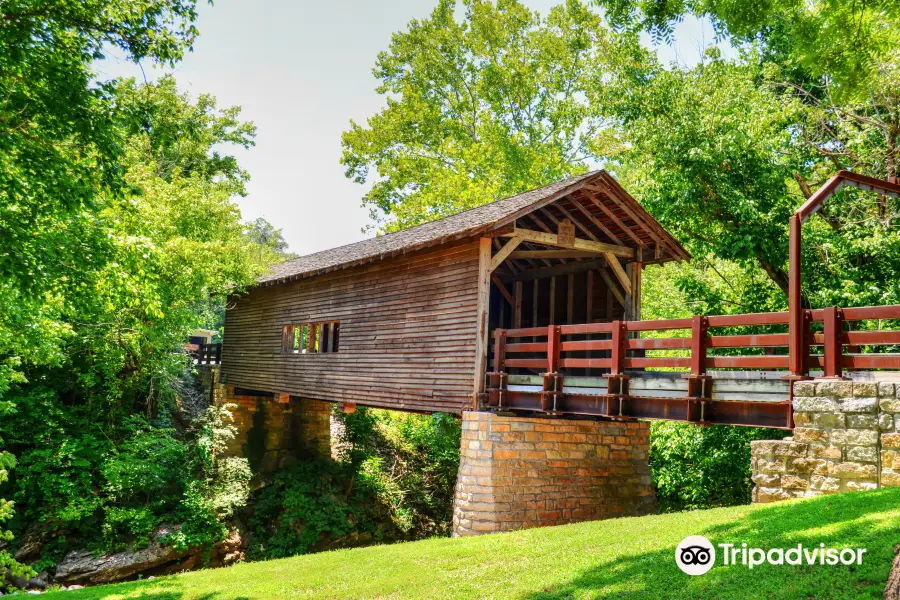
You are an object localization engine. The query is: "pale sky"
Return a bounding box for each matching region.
[96,0,731,256]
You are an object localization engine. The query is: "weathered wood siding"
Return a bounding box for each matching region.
[221,240,480,414]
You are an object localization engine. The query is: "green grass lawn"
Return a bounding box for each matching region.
[43,488,900,600]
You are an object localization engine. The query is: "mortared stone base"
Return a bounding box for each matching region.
[451,411,656,536]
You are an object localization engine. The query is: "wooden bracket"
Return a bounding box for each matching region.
[489,236,524,271]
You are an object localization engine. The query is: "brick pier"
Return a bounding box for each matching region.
[451,411,656,536]
[198,366,332,475]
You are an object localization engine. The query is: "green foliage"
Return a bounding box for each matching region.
[596,0,900,100]
[599,55,811,292]
[649,421,788,511]
[338,409,461,536]
[249,460,381,558]
[250,408,461,559]
[0,70,274,567]
[341,0,647,231]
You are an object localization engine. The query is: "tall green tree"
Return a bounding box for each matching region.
[3,76,268,561]
[0,1,207,572]
[341,0,648,231]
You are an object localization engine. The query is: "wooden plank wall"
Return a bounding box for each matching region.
[221,240,481,414]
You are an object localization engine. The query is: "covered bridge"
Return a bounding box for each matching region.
[219,170,687,415]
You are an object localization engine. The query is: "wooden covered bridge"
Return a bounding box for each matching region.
[220,169,900,428]
[217,169,900,535]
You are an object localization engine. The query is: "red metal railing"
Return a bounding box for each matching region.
[491,304,900,378]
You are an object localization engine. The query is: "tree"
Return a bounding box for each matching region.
[596,0,900,102]
[0,1,206,573]
[341,0,648,231]
[245,217,297,261]
[0,0,205,291]
[3,76,268,559]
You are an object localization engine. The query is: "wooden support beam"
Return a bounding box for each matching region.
[524,215,555,267]
[631,262,642,321]
[588,179,666,248]
[514,281,523,328]
[550,276,557,325]
[570,195,627,245]
[586,271,594,322]
[553,203,603,244]
[532,279,539,327]
[509,250,599,260]
[504,257,607,283]
[491,274,514,306]
[503,227,634,258]
[567,274,575,324]
[489,236,523,271]
[598,268,626,308]
[583,191,645,247]
[605,253,632,295]
[474,237,492,397]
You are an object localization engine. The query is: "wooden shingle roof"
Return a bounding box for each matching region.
[258,170,688,287]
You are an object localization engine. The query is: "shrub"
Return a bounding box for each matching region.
[649,421,790,511]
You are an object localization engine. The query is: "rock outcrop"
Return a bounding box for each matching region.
[50,525,243,586]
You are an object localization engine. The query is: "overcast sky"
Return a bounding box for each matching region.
[97,0,731,256]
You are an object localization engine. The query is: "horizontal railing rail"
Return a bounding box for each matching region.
[491,304,900,378]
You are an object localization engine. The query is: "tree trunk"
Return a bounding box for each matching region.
[757,256,790,298]
[885,544,900,600]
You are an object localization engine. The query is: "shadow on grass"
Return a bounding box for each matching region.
[522,489,900,600]
[44,576,251,600]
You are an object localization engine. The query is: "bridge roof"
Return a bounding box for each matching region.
[257,170,688,287]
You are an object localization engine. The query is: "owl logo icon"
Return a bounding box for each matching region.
[676,536,716,575]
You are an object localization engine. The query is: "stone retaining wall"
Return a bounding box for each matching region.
[451,411,656,536]
[751,379,900,502]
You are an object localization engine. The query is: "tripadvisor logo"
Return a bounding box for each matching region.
[676,536,716,575]
[675,535,867,576]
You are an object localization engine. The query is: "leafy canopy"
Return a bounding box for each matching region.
[596,0,900,100]
[341,0,647,231]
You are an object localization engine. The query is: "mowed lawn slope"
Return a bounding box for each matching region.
[45,487,900,600]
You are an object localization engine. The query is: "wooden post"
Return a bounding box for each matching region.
[631,262,642,321]
[586,271,594,322]
[690,315,708,376]
[823,307,844,379]
[514,281,523,329]
[307,323,318,353]
[492,329,507,373]
[606,286,614,320]
[547,325,561,373]
[623,263,634,321]
[610,320,625,375]
[549,276,556,325]
[788,214,807,377]
[474,238,493,398]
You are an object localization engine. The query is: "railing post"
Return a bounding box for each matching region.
[541,325,562,413]
[546,325,560,374]
[603,320,629,415]
[610,320,625,375]
[823,307,844,379]
[690,315,708,377]
[214,343,222,364]
[492,329,507,373]
[685,316,711,420]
